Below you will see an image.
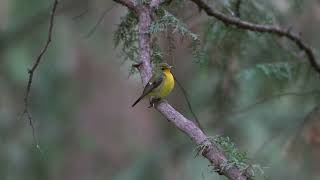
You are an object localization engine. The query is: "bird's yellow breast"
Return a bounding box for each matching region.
[151,69,174,98]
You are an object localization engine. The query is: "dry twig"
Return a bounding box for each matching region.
[22,0,59,151]
[190,0,320,74]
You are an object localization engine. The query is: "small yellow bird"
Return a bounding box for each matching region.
[132,63,175,107]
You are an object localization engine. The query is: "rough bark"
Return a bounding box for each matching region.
[113,1,250,179]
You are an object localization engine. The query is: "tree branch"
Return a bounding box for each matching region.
[85,4,116,38]
[113,0,136,11]
[136,6,153,84]
[190,0,320,74]
[22,0,58,151]
[114,2,250,180]
[156,102,249,179]
[174,76,203,130]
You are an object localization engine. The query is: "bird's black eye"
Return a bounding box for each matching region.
[161,67,165,70]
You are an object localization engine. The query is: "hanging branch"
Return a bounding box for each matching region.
[22,0,59,150]
[174,76,203,130]
[113,0,249,179]
[113,0,136,11]
[85,4,116,38]
[190,0,320,74]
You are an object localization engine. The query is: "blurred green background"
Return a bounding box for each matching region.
[1,0,320,179]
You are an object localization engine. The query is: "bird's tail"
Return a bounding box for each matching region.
[131,96,143,107]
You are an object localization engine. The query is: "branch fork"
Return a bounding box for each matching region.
[113,0,250,179]
[112,1,269,180]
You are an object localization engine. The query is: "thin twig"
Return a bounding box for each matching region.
[254,104,320,159]
[22,0,58,151]
[114,1,250,179]
[72,9,89,21]
[215,90,320,155]
[209,90,320,121]
[174,76,204,131]
[165,34,202,130]
[85,4,116,38]
[190,0,320,74]
[230,90,320,117]
[113,0,135,11]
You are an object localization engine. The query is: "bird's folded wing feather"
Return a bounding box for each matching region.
[141,73,163,97]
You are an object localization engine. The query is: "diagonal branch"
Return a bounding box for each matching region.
[155,102,249,180]
[113,0,136,11]
[85,3,116,38]
[22,0,58,151]
[190,0,320,74]
[115,2,250,180]
[174,76,203,130]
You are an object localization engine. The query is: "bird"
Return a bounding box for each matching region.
[132,63,175,107]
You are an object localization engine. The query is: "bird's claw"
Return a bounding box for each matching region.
[148,97,161,108]
[148,102,153,108]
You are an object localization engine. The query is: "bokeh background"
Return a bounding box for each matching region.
[1,0,320,179]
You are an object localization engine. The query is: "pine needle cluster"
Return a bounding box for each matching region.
[114,6,205,66]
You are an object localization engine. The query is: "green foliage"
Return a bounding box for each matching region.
[113,9,170,66]
[256,62,293,79]
[113,10,164,69]
[114,7,204,65]
[195,136,252,175]
[200,0,276,66]
[206,136,267,179]
[240,0,276,24]
[214,0,237,16]
[114,11,139,62]
[239,62,305,80]
[3,1,320,180]
[210,136,249,171]
[150,7,205,63]
[189,39,207,64]
[151,39,163,63]
[201,19,248,67]
[149,8,198,40]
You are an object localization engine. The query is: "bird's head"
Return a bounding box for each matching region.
[159,63,173,71]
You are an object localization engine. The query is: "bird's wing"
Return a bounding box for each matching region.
[141,73,163,97]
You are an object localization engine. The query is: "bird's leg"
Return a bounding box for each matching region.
[148,97,161,108]
[148,97,154,108]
